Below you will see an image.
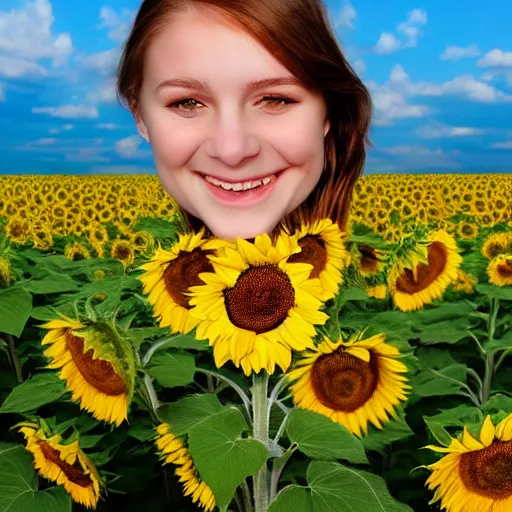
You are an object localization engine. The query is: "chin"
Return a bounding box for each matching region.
[207,218,280,241]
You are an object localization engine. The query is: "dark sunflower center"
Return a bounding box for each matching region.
[287,235,327,279]
[359,245,379,274]
[396,241,447,294]
[39,441,93,488]
[498,259,512,278]
[459,440,512,499]
[114,245,131,259]
[163,248,215,309]
[223,264,295,333]
[310,349,379,412]
[65,330,127,396]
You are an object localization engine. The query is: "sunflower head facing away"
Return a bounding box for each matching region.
[284,217,349,302]
[187,231,329,376]
[40,314,136,426]
[155,423,215,512]
[388,229,463,312]
[18,422,103,509]
[487,254,512,287]
[137,227,233,334]
[425,414,512,512]
[287,330,410,437]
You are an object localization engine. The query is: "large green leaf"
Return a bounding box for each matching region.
[0,286,33,337]
[158,394,225,436]
[188,407,269,510]
[286,409,367,464]
[426,404,482,428]
[269,486,313,512]
[0,372,69,414]
[413,320,470,344]
[25,273,79,294]
[362,414,414,453]
[148,351,196,388]
[482,394,512,413]
[0,444,72,512]
[410,364,467,397]
[486,330,512,354]
[307,461,413,511]
[476,284,512,301]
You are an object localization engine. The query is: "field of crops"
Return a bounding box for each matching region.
[0,172,511,512]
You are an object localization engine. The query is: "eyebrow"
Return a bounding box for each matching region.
[156,76,302,93]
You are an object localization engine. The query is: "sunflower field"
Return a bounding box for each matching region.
[0,172,511,512]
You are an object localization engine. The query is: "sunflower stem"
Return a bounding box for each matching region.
[270,443,297,501]
[4,334,23,383]
[142,336,180,366]
[241,481,254,512]
[495,348,512,373]
[466,330,487,357]
[482,298,500,404]
[252,372,270,512]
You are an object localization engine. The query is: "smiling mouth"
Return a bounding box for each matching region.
[198,170,284,192]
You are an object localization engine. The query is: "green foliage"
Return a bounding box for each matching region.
[0,286,32,336]
[148,351,196,388]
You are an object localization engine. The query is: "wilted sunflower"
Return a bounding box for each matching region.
[481,232,512,260]
[187,231,329,376]
[287,330,410,437]
[64,242,91,261]
[388,229,463,312]
[451,269,478,295]
[155,423,215,512]
[356,244,388,277]
[283,217,349,301]
[18,422,102,509]
[425,414,512,512]
[487,254,512,286]
[40,314,135,426]
[110,239,136,269]
[137,227,232,334]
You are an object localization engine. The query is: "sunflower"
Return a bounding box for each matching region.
[64,242,91,261]
[481,232,512,260]
[366,283,388,299]
[451,269,478,295]
[187,231,329,376]
[110,239,136,269]
[137,228,232,335]
[18,422,102,509]
[40,314,135,426]
[487,254,512,286]
[388,229,463,312]
[0,256,11,288]
[287,330,410,437]
[425,414,512,512]
[155,423,215,512]
[131,230,155,255]
[356,244,387,277]
[283,217,349,301]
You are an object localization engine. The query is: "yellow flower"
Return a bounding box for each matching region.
[18,423,102,509]
[64,242,91,261]
[481,232,512,260]
[425,414,512,512]
[286,330,410,437]
[451,270,478,294]
[284,217,349,301]
[356,244,388,277]
[366,283,388,299]
[155,423,215,512]
[487,254,512,286]
[131,230,155,255]
[0,256,11,288]
[188,232,329,376]
[110,239,136,269]
[388,229,463,312]
[40,315,135,426]
[137,228,232,334]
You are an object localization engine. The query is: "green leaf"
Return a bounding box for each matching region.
[143,333,209,354]
[426,404,482,428]
[410,364,467,397]
[0,444,72,512]
[188,408,268,510]
[0,372,69,414]
[337,287,369,306]
[486,330,512,354]
[132,216,178,240]
[148,351,196,388]
[158,394,225,436]
[30,304,75,321]
[25,273,79,294]
[362,414,414,453]
[0,286,33,337]
[423,418,452,447]
[128,327,171,348]
[409,302,476,324]
[127,417,157,442]
[269,486,313,512]
[482,394,512,413]
[286,409,368,464]
[307,461,413,511]
[476,284,512,301]
[414,320,470,344]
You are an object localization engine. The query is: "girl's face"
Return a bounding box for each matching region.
[136,7,330,240]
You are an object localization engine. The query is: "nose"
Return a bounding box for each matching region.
[205,111,261,168]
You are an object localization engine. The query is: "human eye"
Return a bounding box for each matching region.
[166,98,203,112]
[259,95,297,108]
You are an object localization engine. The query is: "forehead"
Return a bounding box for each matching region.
[143,7,292,83]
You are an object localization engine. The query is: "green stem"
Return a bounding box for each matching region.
[495,348,512,373]
[252,372,270,512]
[5,334,23,383]
[142,336,180,366]
[270,443,297,501]
[482,299,500,403]
[241,481,254,512]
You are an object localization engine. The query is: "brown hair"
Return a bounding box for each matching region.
[116,0,373,240]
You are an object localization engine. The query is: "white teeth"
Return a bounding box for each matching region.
[204,174,275,191]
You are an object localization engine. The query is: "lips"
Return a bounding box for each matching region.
[196,170,283,184]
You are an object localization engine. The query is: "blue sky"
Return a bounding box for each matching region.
[0,0,511,175]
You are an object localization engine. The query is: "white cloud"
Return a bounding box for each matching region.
[86,78,118,105]
[373,144,462,171]
[352,59,366,75]
[97,7,137,44]
[0,0,73,67]
[65,148,110,162]
[375,9,427,55]
[416,122,485,138]
[0,55,48,78]
[49,124,74,134]
[0,83,4,102]
[97,123,118,130]
[115,135,144,158]
[32,137,58,146]
[477,49,512,68]
[32,105,99,119]
[333,2,356,30]
[80,48,121,77]
[491,140,512,149]
[441,45,481,61]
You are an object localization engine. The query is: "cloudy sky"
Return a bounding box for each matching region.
[1,0,511,175]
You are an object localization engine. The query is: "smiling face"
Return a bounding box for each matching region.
[135,6,330,240]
